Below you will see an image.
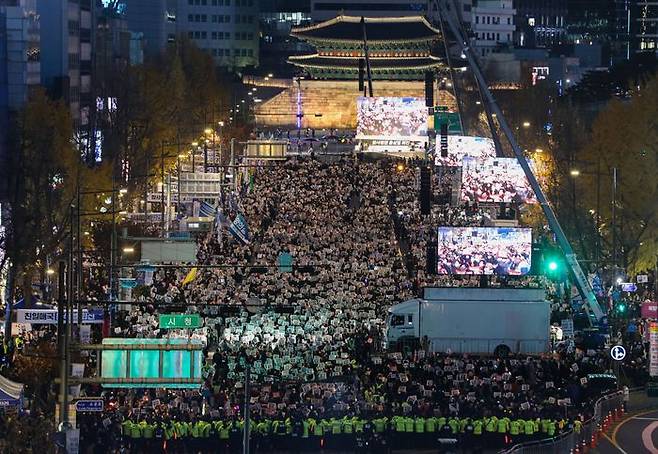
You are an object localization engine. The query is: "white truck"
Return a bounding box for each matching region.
[386,287,550,356]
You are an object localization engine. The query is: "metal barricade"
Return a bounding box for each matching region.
[500,390,624,454]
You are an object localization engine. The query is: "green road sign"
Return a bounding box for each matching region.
[159,314,201,329]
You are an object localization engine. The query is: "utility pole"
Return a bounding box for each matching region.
[76,186,83,330]
[57,260,67,425]
[161,142,165,236]
[230,138,237,192]
[612,167,618,274]
[243,360,251,454]
[360,16,374,97]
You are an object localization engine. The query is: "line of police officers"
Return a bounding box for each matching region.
[117,413,580,453]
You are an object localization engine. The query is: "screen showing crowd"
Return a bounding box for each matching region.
[437,227,532,275]
[356,97,428,139]
[460,157,538,204]
[434,136,496,167]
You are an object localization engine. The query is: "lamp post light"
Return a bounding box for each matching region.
[569,164,618,270]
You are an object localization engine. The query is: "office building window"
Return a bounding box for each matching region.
[189,31,194,38]
[225,15,230,23]
[188,14,194,22]
[248,48,253,56]
[507,17,511,24]
[236,15,241,24]
[211,31,217,39]
[475,16,479,24]
[225,32,230,39]
[201,31,207,39]
[202,14,207,22]
[234,49,240,56]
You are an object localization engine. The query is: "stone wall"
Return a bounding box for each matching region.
[255,79,457,130]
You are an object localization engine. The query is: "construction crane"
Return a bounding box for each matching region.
[435,0,606,322]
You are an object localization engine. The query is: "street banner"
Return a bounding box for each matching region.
[642,301,658,319]
[650,322,658,377]
[16,309,104,325]
[229,213,250,245]
[637,274,649,283]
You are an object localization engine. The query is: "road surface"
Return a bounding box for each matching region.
[598,409,658,454]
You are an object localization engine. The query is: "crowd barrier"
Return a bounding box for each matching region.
[500,390,624,454]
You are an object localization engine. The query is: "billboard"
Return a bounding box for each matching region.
[356,97,427,140]
[437,227,532,275]
[460,157,537,204]
[101,338,203,388]
[434,136,496,167]
[16,309,104,325]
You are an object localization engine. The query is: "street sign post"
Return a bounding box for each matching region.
[74,399,104,412]
[159,314,201,329]
[610,345,626,361]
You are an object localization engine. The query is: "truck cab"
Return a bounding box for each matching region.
[386,298,421,348]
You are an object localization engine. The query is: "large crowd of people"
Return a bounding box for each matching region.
[0,153,649,453]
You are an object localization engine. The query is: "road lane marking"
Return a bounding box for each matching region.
[603,432,629,454]
[634,417,658,421]
[641,421,658,454]
[612,409,658,445]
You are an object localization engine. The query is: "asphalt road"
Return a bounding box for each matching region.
[597,409,658,454]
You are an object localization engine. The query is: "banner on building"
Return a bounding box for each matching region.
[650,321,658,377]
[16,309,104,325]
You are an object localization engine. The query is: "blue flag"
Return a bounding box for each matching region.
[199,200,216,218]
[228,213,250,245]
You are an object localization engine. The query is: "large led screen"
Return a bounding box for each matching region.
[460,157,537,204]
[434,136,496,167]
[437,227,532,275]
[356,97,427,139]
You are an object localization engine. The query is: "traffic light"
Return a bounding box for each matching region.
[616,302,627,314]
[542,246,565,280]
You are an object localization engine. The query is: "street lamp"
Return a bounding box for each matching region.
[122,247,134,254]
[535,148,543,153]
[570,169,581,177]
[47,268,55,275]
[204,128,212,135]
[523,121,531,128]
[119,188,128,194]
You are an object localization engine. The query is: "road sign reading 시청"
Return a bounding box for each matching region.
[159,314,201,329]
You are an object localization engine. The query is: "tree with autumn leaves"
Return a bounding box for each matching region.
[496,75,657,275]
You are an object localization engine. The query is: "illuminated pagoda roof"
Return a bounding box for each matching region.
[288,15,445,80]
[290,15,442,43]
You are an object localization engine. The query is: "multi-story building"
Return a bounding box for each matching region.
[176,0,259,70]
[634,0,658,53]
[310,0,428,22]
[514,0,566,48]
[37,0,95,158]
[471,0,516,57]
[124,0,177,58]
[259,0,312,77]
[0,0,39,187]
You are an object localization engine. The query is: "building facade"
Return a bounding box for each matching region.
[37,0,94,147]
[259,0,312,77]
[310,0,428,22]
[124,0,177,58]
[176,0,259,69]
[514,0,566,48]
[634,0,658,53]
[0,0,39,187]
[471,0,516,57]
